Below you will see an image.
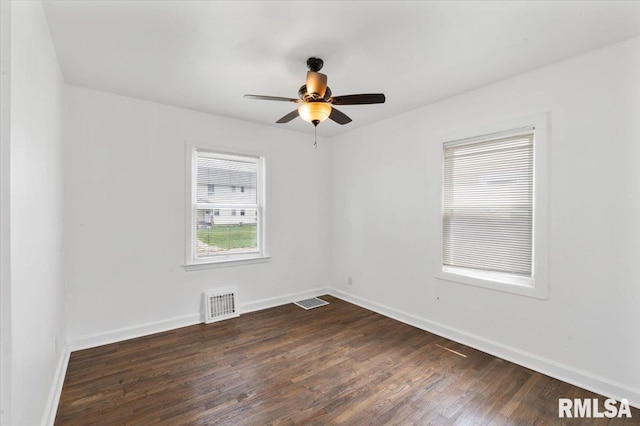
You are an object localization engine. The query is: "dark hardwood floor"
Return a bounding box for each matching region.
[55,296,639,425]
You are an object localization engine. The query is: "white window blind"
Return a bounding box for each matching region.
[443,127,534,277]
[194,152,262,259]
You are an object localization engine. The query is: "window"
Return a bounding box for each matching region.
[187,148,266,267]
[436,115,548,299]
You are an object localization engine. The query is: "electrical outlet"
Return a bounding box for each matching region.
[347,276,353,285]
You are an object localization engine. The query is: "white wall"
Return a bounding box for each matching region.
[328,37,640,404]
[7,1,66,425]
[0,0,11,422]
[63,86,331,346]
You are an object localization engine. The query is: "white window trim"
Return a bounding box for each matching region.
[184,142,270,270]
[435,113,549,299]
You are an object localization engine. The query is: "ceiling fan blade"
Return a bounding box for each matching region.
[330,94,386,105]
[306,72,327,98]
[276,109,300,123]
[244,94,300,103]
[329,107,352,125]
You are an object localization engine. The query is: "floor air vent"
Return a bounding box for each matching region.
[294,297,329,310]
[203,288,239,324]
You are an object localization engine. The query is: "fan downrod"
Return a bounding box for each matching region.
[306,57,324,72]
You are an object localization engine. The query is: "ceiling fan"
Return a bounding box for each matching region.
[244,57,385,128]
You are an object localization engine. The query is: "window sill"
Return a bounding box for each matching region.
[184,255,271,271]
[435,267,547,300]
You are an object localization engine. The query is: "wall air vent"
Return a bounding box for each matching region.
[203,288,239,324]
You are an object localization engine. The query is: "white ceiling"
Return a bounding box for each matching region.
[42,1,640,137]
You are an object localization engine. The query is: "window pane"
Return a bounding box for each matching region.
[197,157,257,204]
[196,208,258,257]
[443,130,533,277]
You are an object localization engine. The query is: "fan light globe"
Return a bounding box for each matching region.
[298,102,331,125]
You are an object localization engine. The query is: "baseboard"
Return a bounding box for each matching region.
[64,288,638,412]
[44,287,639,423]
[68,287,330,352]
[328,288,640,409]
[68,314,201,352]
[240,287,329,314]
[41,345,70,426]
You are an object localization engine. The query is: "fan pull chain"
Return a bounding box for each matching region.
[314,125,318,149]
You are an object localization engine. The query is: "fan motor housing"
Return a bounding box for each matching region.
[299,85,332,101]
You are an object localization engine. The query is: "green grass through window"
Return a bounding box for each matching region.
[197,224,257,250]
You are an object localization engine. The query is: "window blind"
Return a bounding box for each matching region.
[443,128,534,277]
